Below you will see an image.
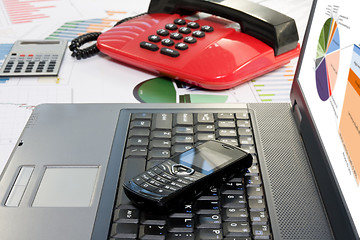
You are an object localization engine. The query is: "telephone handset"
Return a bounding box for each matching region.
[95,0,301,90]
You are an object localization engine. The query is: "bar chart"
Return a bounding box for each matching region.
[2,0,56,24]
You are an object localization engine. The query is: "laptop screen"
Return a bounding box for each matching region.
[297,0,360,234]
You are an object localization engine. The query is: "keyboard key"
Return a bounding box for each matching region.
[196,214,221,228]
[152,113,172,130]
[249,199,266,212]
[148,149,171,159]
[195,124,215,132]
[216,129,237,138]
[113,206,140,223]
[174,113,193,125]
[194,133,215,142]
[221,183,245,195]
[149,139,171,149]
[235,111,249,120]
[151,130,172,139]
[139,224,166,239]
[125,146,147,157]
[246,186,264,199]
[216,121,236,128]
[111,223,138,239]
[167,232,195,239]
[128,128,150,137]
[196,113,214,123]
[173,126,194,135]
[130,120,151,128]
[221,194,247,208]
[168,217,194,232]
[171,144,193,154]
[250,211,269,225]
[141,212,167,225]
[127,137,149,146]
[132,113,152,120]
[195,229,223,239]
[222,207,248,221]
[216,113,235,119]
[172,135,194,144]
[252,224,271,239]
[223,222,251,237]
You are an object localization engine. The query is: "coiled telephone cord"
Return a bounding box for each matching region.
[69,13,146,60]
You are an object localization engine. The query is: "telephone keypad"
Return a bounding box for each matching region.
[131,159,205,197]
[140,18,214,57]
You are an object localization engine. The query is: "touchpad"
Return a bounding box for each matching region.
[33,166,99,207]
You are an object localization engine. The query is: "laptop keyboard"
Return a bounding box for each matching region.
[110,110,272,239]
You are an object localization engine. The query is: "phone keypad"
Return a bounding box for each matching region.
[139,18,214,58]
[131,160,205,196]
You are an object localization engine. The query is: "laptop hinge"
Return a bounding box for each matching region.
[292,100,302,131]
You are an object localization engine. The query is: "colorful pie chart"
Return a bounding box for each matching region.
[315,18,340,101]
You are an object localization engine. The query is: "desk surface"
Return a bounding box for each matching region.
[0,0,313,170]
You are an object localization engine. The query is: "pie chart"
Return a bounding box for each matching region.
[315,18,340,101]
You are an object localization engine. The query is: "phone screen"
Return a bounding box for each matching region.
[174,144,235,175]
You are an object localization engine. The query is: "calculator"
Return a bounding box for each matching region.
[0,40,67,77]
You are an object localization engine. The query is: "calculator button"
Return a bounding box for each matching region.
[160,48,180,57]
[140,41,159,51]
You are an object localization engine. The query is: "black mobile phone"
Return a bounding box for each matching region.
[123,140,253,211]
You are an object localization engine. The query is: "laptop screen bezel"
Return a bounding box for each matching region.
[290,0,358,238]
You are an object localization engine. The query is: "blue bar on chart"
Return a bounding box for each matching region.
[0,44,13,84]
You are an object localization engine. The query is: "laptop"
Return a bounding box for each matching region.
[0,0,359,239]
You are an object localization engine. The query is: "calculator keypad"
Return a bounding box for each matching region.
[0,39,67,77]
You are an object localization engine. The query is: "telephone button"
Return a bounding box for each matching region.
[175,43,189,51]
[184,36,197,44]
[174,18,186,25]
[201,25,214,32]
[170,32,183,40]
[165,23,178,31]
[192,31,205,38]
[179,27,191,34]
[160,48,180,58]
[161,39,175,47]
[140,41,159,52]
[156,29,170,36]
[187,22,200,29]
[148,35,161,43]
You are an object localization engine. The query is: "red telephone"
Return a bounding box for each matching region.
[96,0,300,90]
